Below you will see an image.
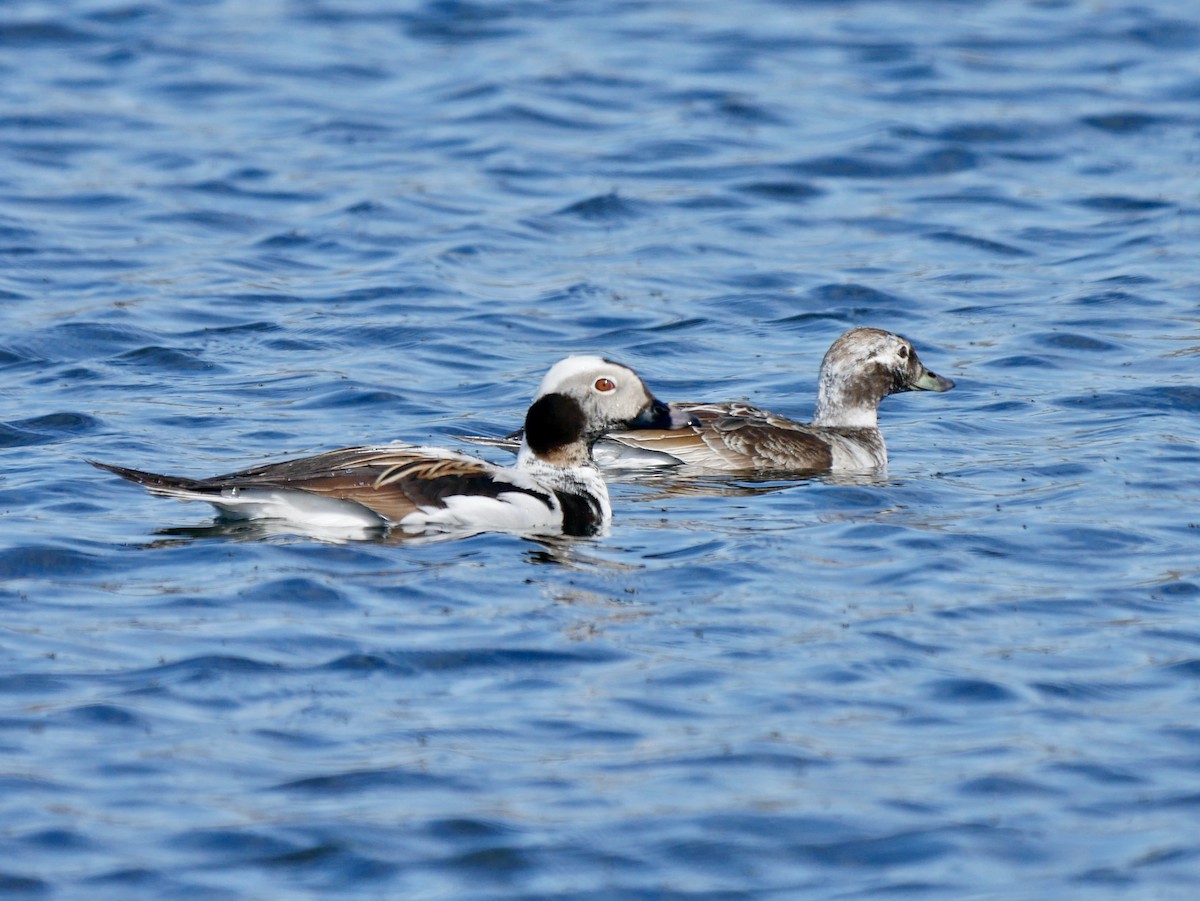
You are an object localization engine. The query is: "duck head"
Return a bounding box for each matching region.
[812,328,954,429]
[522,355,693,466]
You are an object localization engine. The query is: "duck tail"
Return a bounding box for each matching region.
[88,459,214,500]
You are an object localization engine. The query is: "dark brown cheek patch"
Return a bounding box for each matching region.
[905,355,927,390]
[847,365,891,407]
[525,393,586,457]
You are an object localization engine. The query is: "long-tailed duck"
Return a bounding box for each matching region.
[91,355,693,539]
[461,329,954,473]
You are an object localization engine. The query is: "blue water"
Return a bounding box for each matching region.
[3,0,1200,896]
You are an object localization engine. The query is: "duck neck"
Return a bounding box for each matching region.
[812,372,880,430]
[521,392,594,468]
[518,438,592,470]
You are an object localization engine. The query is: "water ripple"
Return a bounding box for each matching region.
[3,0,1200,897]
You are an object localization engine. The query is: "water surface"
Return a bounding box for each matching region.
[2,0,1200,896]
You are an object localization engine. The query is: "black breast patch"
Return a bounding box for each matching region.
[553,489,603,537]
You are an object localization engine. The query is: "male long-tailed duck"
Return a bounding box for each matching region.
[91,355,692,538]
[462,329,954,473]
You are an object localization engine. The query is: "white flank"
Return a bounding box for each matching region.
[397,490,560,534]
[824,436,887,471]
[158,486,388,530]
[593,440,681,469]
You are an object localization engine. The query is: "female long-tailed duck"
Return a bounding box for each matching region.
[91,355,693,538]
[462,329,954,473]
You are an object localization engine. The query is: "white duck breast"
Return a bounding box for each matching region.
[460,328,955,473]
[91,355,690,539]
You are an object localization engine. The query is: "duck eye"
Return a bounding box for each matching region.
[898,345,910,360]
[594,377,616,392]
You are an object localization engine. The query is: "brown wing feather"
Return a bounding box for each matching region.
[608,402,835,471]
[213,446,544,523]
[98,446,540,524]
